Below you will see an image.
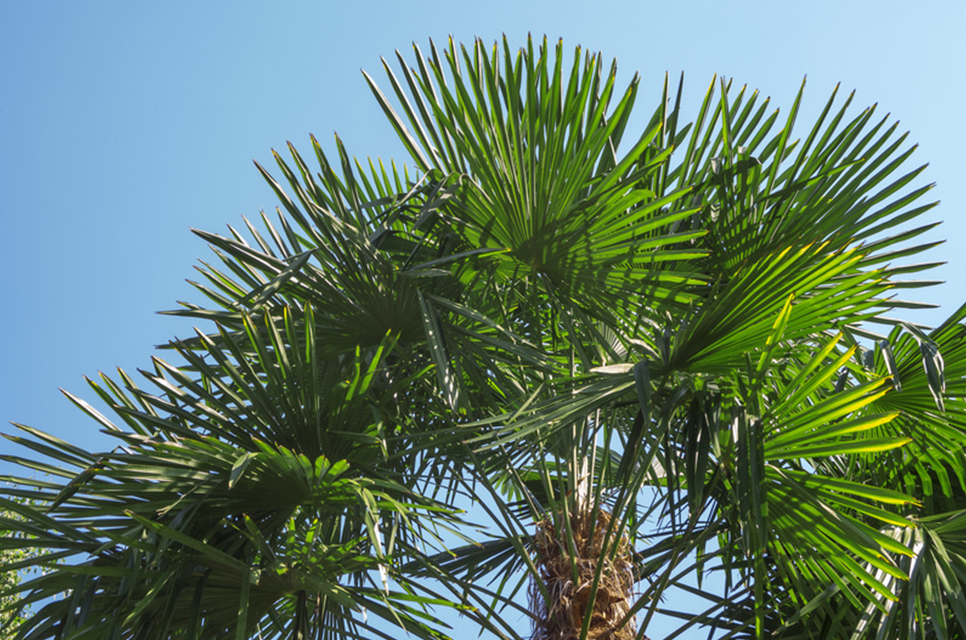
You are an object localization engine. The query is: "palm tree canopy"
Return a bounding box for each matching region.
[2,36,965,640]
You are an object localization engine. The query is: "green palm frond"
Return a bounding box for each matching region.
[1,308,485,640]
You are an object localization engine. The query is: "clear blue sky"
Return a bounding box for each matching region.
[1,1,964,637]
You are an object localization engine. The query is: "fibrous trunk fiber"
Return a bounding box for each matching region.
[529,508,637,640]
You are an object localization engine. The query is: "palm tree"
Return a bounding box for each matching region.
[3,36,966,640]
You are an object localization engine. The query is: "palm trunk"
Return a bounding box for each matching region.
[529,501,637,640]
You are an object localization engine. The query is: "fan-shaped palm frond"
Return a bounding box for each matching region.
[1,307,486,640]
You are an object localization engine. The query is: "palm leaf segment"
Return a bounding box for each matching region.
[2,35,963,640]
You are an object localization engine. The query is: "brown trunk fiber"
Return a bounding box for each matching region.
[529,508,638,640]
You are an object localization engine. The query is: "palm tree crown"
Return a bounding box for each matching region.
[3,36,965,640]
